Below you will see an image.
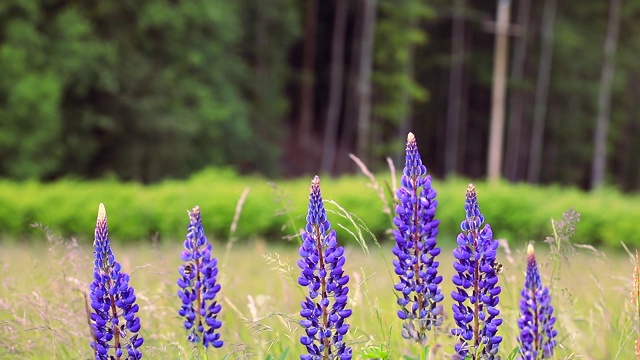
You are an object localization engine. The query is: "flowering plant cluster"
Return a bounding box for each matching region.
[392,132,444,344]
[81,131,564,359]
[177,206,223,348]
[89,203,144,360]
[297,175,353,360]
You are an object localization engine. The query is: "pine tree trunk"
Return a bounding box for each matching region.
[321,0,349,175]
[397,35,416,153]
[487,0,511,183]
[355,0,377,166]
[338,0,364,172]
[445,0,466,177]
[297,0,318,145]
[591,0,623,189]
[504,0,531,181]
[527,0,556,183]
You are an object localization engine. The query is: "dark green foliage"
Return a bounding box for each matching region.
[371,0,434,161]
[0,0,297,182]
[0,169,637,249]
[235,0,299,176]
[3,0,640,190]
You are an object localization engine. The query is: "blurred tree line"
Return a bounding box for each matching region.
[1,0,639,191]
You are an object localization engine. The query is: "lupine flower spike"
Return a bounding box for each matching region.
[298,175,353,360]
[517,244,557,359]
[89,203,144,359]
[451,184,502,359]
[631,249,640,359]
[391,132,444,344]
[177,206,223,348]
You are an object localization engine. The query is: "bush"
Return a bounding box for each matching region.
[0,168,637,248]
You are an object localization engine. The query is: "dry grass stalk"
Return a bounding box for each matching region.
[632,249,640,359]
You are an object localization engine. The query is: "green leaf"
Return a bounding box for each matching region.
[506,346,520,360]
[359,344,391,359]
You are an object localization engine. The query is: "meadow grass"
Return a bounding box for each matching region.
[0,231,636,359]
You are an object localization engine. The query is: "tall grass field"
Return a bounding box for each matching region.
[0,232,636,359]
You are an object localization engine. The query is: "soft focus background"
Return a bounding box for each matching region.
[1,0,639,190]
[1,0,639,247]
[1,2,640,359]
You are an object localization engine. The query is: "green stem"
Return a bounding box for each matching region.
[314,224,330,360]
[549,219,561,296]
[411,179,425,337]
[472,228,480,351]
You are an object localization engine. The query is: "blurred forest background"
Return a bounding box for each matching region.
[1,0,638,191]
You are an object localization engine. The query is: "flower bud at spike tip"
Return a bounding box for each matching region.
[98,203,106,220]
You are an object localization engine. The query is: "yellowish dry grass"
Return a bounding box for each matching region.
[0,236,636,359]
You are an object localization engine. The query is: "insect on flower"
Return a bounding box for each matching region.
[183,264,192,276]
[493,262,504,275]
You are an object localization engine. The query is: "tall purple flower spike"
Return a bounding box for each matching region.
[89,203,144,360]
[451,184,502,359]
[517,244,557,359]
[177,206,223,348]
[392,132,444,344]
[297,176,352,360]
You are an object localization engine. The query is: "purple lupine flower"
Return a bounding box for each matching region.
[451,184,502,359]
[391,132,443,343]
[517,244,557,359]
[89,203,144,360]
[297,176,352,360]
[177,206,223,348]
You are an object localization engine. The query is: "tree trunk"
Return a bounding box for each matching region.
[254,2,269,144]
[337,0,364,173]
[297,0,318,145]
[396,7,421,160]
[487,0,511,183]
[397,38,416,156]
[355,0,377,166]
[445,0,466,177]
[591,0,623,189]
[504,0,531,181]
[617,114,633,190]
[527,0,556,183]
[321,0,349,175]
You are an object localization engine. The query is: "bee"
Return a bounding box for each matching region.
[184,264,193,276]
[493,262,503,275]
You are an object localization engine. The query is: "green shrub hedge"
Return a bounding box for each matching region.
[0,168,636,248]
